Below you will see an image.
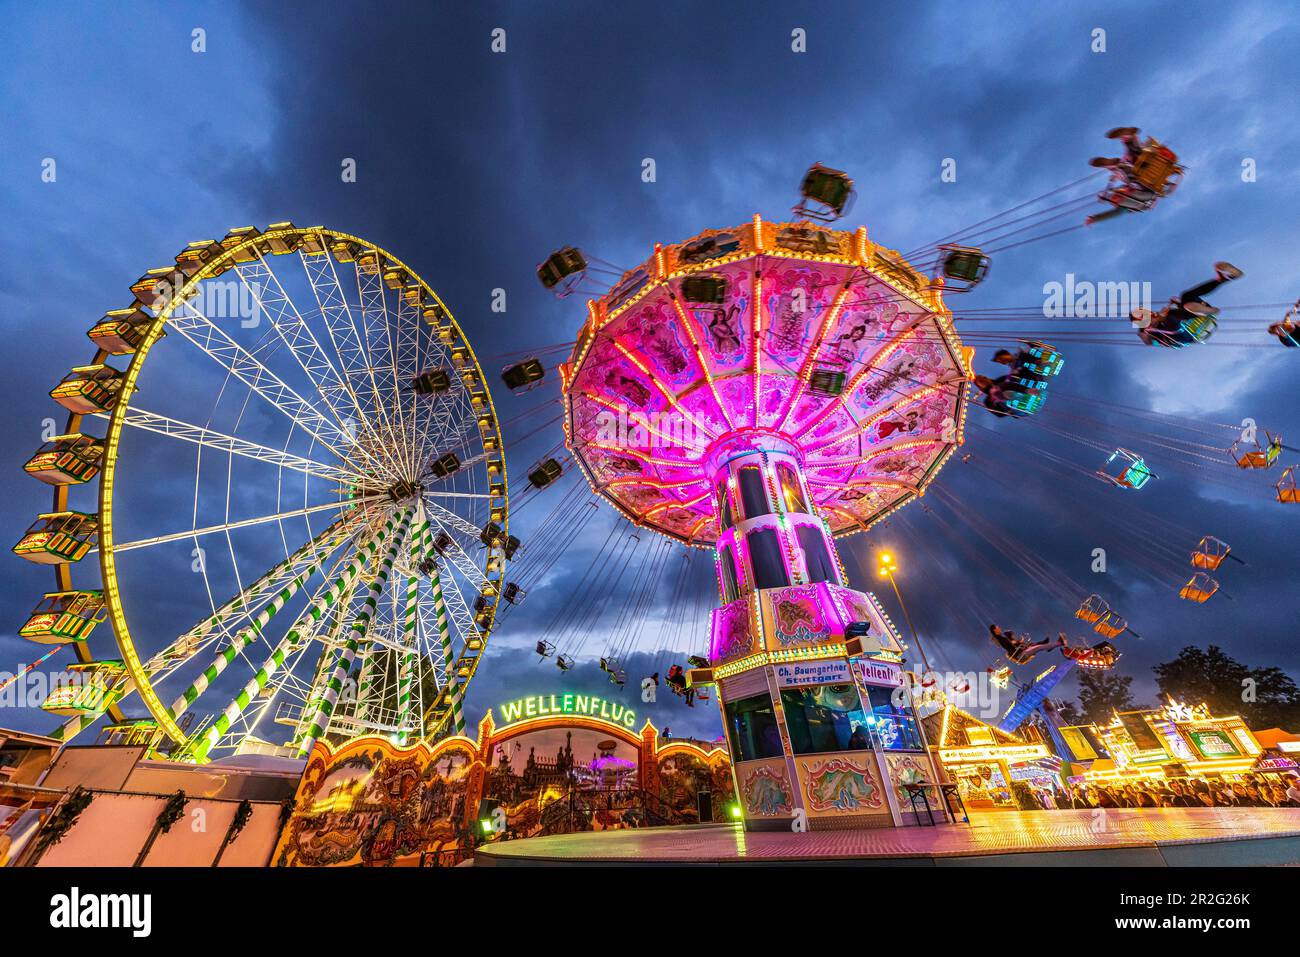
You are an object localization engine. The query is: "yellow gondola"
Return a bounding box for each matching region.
[221,226,264,262]
[49,364,125,414]
[12,511,99,565]
[23,433,105,486]
[264,221,303,255]
[87,306,154,355]
[40,661,124,716]
[19,590,106,643]
[128,265,181,304]
[174,239,223,277]
[1179,572,1219,604]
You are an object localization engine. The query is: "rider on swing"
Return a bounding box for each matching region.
[665,664,695,706]
[1130,262,1243,346]
[989,623,1066,664]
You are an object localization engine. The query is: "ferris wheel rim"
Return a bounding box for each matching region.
[83,224,508,754]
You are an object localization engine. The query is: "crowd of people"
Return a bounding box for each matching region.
[1051,774,1300,810]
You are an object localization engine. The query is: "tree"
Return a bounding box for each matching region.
[1155,645,1300,730]
[1243,666,1300,730]
[1077,669,1138,724]
[1152,645,1249,716]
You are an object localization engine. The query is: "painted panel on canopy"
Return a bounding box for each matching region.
[780,281,940,435]
[754,256,852,429]
[814,483,914,534]
[672,258,756,379]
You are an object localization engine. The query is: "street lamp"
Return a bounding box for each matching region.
[875,550,932,675]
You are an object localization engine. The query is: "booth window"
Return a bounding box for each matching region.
[737,466,771,519]
[863,684,924,751]
[797,524,837,584]
[777,462,807,513]
[724,693,784,763]
[779,683,869,755]
[719,543,740,603]
[715,478,733,531]
[747,527,789,589]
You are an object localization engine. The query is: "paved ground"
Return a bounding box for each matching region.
[474,808,1300,866]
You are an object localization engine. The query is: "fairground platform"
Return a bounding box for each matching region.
[474,808,1300,866]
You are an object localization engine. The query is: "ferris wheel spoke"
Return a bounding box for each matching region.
[300,248,407,481]
[394,559,420,743]
[144,515,358,675]
[164,515,387,729]
[420,496,487,540]
[147,528,364,706]
[166,299,358,463]
[294,505,414,756]
[426,567,466,735]
[103,406,368,486]
[405,514,466,735]
[394,282,427,480]
[352,255,417,478]
[101,497,381,555]
[186,506,409,760]
[233,253,405,482]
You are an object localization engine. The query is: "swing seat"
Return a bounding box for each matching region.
[680,274,727,304]
[1076,594,1109,623]
[1093,612,1126,639]
[1129,141,1183,195]
[1002,389,1044,416]
[412,369,451,394]
[1017,341,1064,378]
[795,164,855,222]
[808,367,847,397]
[1276,467,1299,504]
[528,458,563,489]
[1161,312,1216,348]
[537,247,587,295]
[1099,184,1158,213]
[1179,573,1219,604]
[937,244,990,291]
[1066,642,1120,670]
[1230,436,1281,469]
[1097,448,1154,489]
[1190,535,1230,569]
[502,358,545,393]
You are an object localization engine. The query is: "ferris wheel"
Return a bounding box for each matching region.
[15,223,511,762]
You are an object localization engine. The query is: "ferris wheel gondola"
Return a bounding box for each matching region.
[14,223,510,761]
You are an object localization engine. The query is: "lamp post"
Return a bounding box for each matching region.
[877,552,933,676]
[877,551,948,814]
